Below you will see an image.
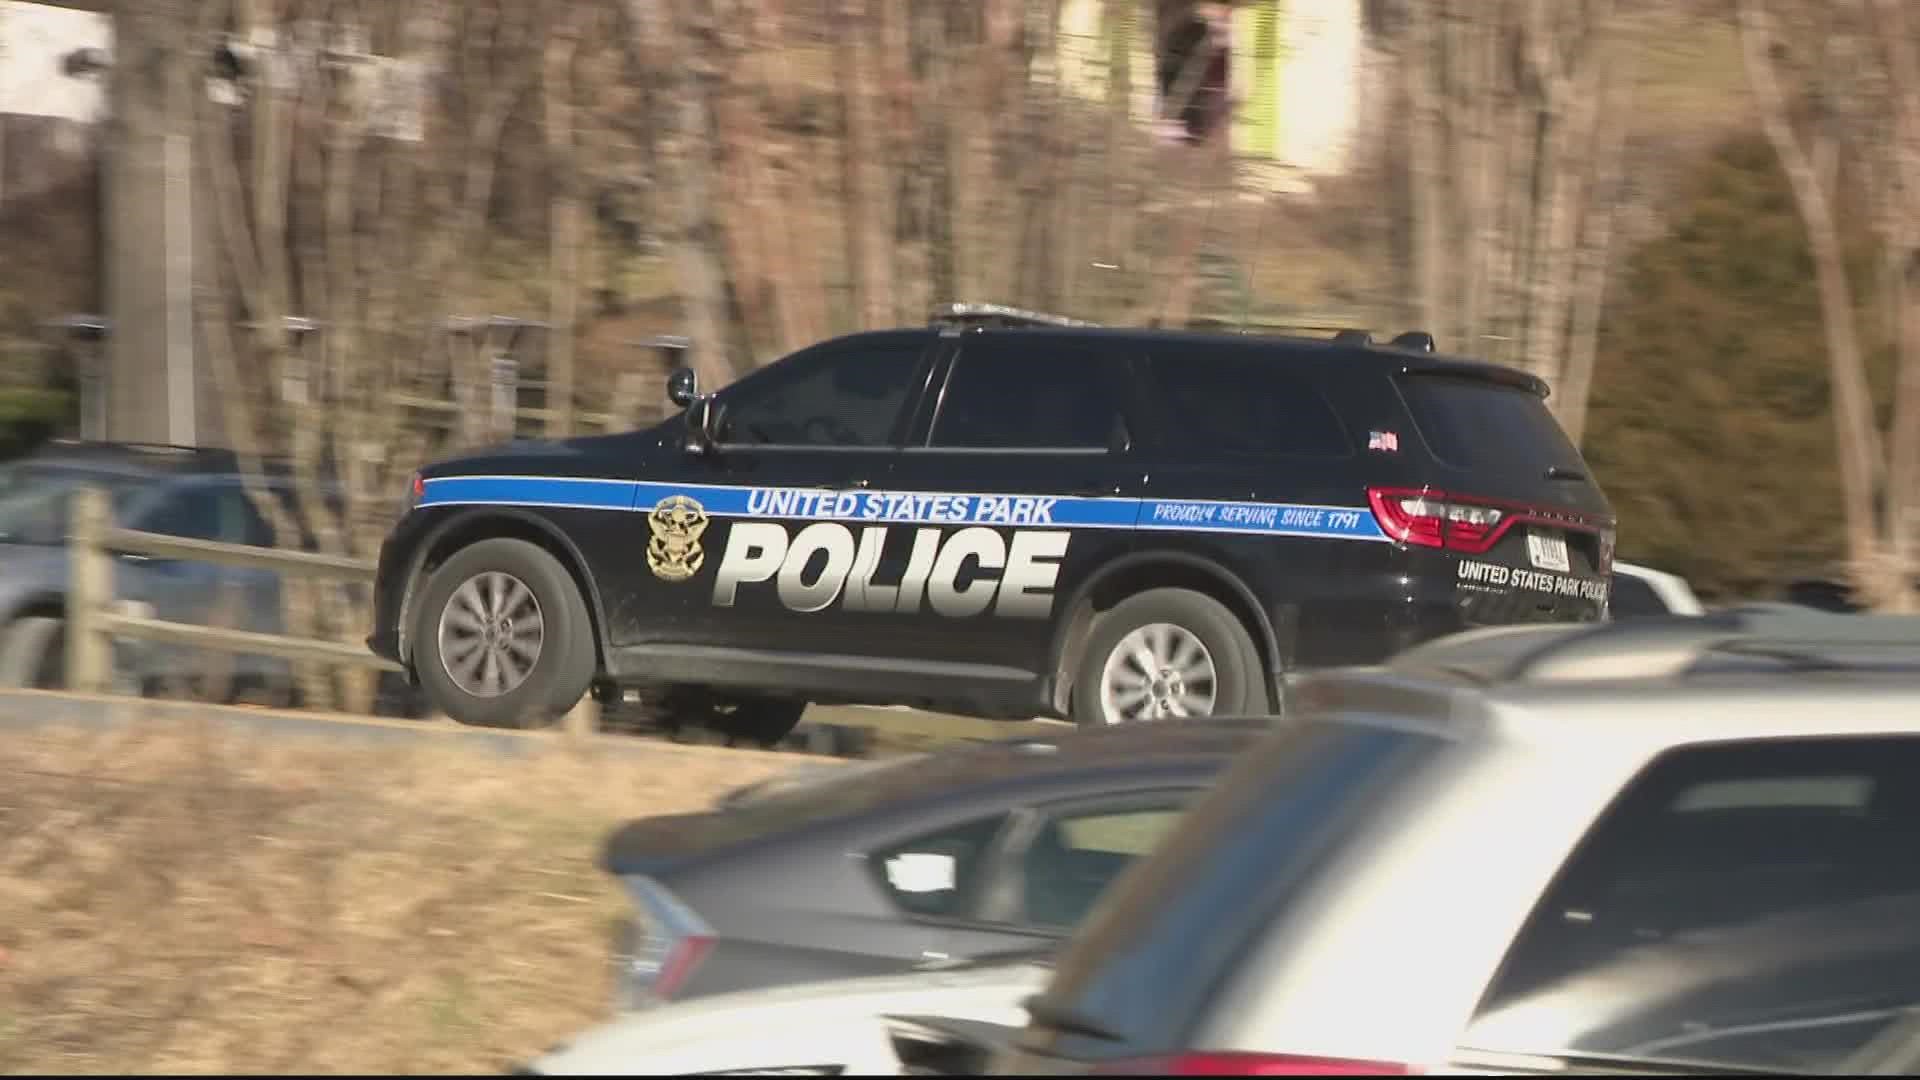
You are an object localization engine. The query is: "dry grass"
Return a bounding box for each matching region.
[0,719,807,1074]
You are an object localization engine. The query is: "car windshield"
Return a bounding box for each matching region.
[0,463,146,546]
[1023,718,1451,1062]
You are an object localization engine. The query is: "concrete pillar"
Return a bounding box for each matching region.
[103,0,196,446]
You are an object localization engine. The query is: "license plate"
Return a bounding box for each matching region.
[1527,529,1571,573]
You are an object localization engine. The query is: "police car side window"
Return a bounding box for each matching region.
[718,343,923,448]
[932,346,1119,450]
[1145,353,1352,459]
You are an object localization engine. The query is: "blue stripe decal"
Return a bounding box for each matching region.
[420,475,1390,543]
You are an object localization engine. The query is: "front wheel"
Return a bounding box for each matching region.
[1070,588,1263,727]
[0,615,64,689]
[411,539,596,728]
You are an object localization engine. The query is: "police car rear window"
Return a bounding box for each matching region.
[1143,353,1352,459]
[1395,375,1584,475]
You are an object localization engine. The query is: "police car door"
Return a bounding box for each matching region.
[641,332,935,658]
[874,334,1143,692]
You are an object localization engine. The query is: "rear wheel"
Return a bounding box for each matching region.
[411,539,596,728]
[1071,588,1263,727]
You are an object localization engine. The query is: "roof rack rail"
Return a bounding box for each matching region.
[1389,605,1920,685]
[1328,328,1438,352]
[929,302,1102,330]
[42,438,216,457]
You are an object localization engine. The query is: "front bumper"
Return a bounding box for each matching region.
[366,518,426,667]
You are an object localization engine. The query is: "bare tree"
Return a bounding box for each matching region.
[1399,0,1637,432]
[624,0,736,388]
[1738,0,1920,610]
[195,0,558,709]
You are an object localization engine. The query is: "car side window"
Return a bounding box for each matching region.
[1607,573,1668,618]
[1144,352,1352,459]
[717,341,925,448]
[931,344,1123,451]
[868,814,1011,920]
[1019,803,1187,929]
[1465,736,1920,1074]
[233,488,281,548]
[131,483,233,542]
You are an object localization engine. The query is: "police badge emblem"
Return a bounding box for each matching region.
[647,494,709,582]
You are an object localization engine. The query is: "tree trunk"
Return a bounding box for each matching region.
[1868,0,1920,608]
[629,0,737,388]
[1403,0,1446,335]
[1558,54,1636,446]
[1737,0,1885,597]
[835,0,895,329]
[544,19,583,439]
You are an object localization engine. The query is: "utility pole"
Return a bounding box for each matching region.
[102,0,196,446]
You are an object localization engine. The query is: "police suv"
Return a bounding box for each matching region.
[366,306,1616,742]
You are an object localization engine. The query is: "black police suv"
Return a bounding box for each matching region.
[366,309,1616,741]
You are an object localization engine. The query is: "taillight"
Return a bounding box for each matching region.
[1598,527,1617,574]
[648,933,714,999]
[616,875,715,1008]
[1093,1052,1415,1075]
[1366,487,1508,554]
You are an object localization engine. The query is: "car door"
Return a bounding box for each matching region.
[1132,347,1378,668]
[609,333,938,660]
[115,478,255,686]
[919,792,1197,962]
[870,334,1146,682]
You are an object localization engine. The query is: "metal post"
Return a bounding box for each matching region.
[490,350,518,441]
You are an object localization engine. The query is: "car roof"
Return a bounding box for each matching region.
[839,325,1548,396]
[600,719,1265,872]
[22,441,238,474]
[18,442,333,492]
[1295,607,1920,747]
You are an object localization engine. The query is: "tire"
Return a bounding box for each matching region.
[1070,588,1263,727]
[0,616,64,689]
[411,538,596,728]
[707,696,807,748]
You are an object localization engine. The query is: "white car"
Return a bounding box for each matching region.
[1610,561,1704,617]
[523,955,1047,1075]
[997,607,1920,1075]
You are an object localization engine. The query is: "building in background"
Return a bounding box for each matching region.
[1057,0,1366,182]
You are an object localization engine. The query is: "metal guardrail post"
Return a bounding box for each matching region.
[66,486,113,694]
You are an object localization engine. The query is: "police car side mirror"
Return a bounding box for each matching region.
[684,394,721,455]
[667,367,699,410]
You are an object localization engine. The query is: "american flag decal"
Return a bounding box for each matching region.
[1368,430,1400,452]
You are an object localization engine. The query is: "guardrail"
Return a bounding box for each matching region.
[64,484,412,699]
[58,485,1020,750]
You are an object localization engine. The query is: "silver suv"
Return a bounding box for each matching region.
[996,607,1920,1076]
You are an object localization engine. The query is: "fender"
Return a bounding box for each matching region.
[1047,549,1285,705]
[397,505,614,670]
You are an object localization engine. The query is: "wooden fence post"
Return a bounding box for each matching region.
[490,353,519,441]
[562,691,599,738]
[66,486,113,694]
